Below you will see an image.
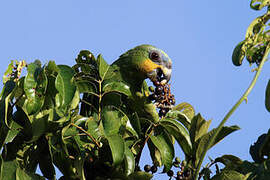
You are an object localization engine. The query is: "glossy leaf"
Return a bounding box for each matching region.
[5,121,22,143]
[24,62,47,115]
[160,118,192,157]
[196,125,240,166]
[232,40,246,66]
[148,140,162,167]
[97,54,109,80]
[172,102,195,121]
[86,117,101,140]
[55,65,76,112]
[149,129,174,172]
[190,113,211,143]
[107,134,125,165]
[124,143,135,176]
[265,80,270,112]
[102,106,122,136]
[103,81,131,97]
[165,110,191,130]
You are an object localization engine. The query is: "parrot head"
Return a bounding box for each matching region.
[118,44,172,84]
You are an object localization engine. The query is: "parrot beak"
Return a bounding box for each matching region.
[147,66,171,85]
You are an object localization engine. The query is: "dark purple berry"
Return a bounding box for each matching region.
[155,86,163,94]
[175,157,181,164]
[183,170,191,178]
[144,165,151,172]
[167,170,174,177]
[150,165,158,173]
[176,175,183,180]
[148,94,157,101]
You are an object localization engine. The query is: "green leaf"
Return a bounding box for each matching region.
[45,60,59,76]
[24,62,47,115]
[250,129,270,163]
[2,60,15,84]
[37,136,55,179]
[149,129,174,172]
[1,160,17,180]
[172,102,195,121]
[97,54,109,80]
[189,114,212,143]
[31,115,49,141]
[55,65,76,114]
[102,81,131,97]
[265,80,270,112]
[102,106,122,136]
[86,117,101,140]
[107,134,125,165]
[211,170,248,180]
[195,125,240,166]
[128,171,153,180]
[148,140,162,167]
[232,40,246,66]
[5,121,22,143]
[250,0,270,10]
[124,143,135,176]
[214,155,243,171]
[165,110,191,130]
[74,79,97,94]
[160,118,192,156]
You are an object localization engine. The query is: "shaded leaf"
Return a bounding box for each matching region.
[148,140,162,167]
[250,129,270,163]
[232,40,246,66]
[102,106,122,136]
[160,118,192,156]
[24,62,47,115]
[149,129,174,172]
[124,143,135,176]
[190,114,211,143]
[172,102,195,121]
[211,170,248,180]
[128,171,153,180]
[86,117,101,140]
[107,134,125,166]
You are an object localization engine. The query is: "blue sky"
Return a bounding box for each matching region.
[0,0,269,179]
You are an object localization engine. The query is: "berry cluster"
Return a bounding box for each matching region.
[170,158,191,180]
[148,81,175,118]
[144,164,158,174]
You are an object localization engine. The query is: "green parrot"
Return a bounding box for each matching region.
[103,44,172,122]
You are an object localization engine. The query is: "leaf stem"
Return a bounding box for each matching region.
[194,46,270,179]
[71,123,101,148]
[135,124,154,167]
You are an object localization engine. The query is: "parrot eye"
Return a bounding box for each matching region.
[150,51,160,61]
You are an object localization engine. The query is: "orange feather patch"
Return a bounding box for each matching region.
[140,59,161,73]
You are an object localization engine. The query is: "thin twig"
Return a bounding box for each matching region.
[71,123,101,148]
[194,46,270,179]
